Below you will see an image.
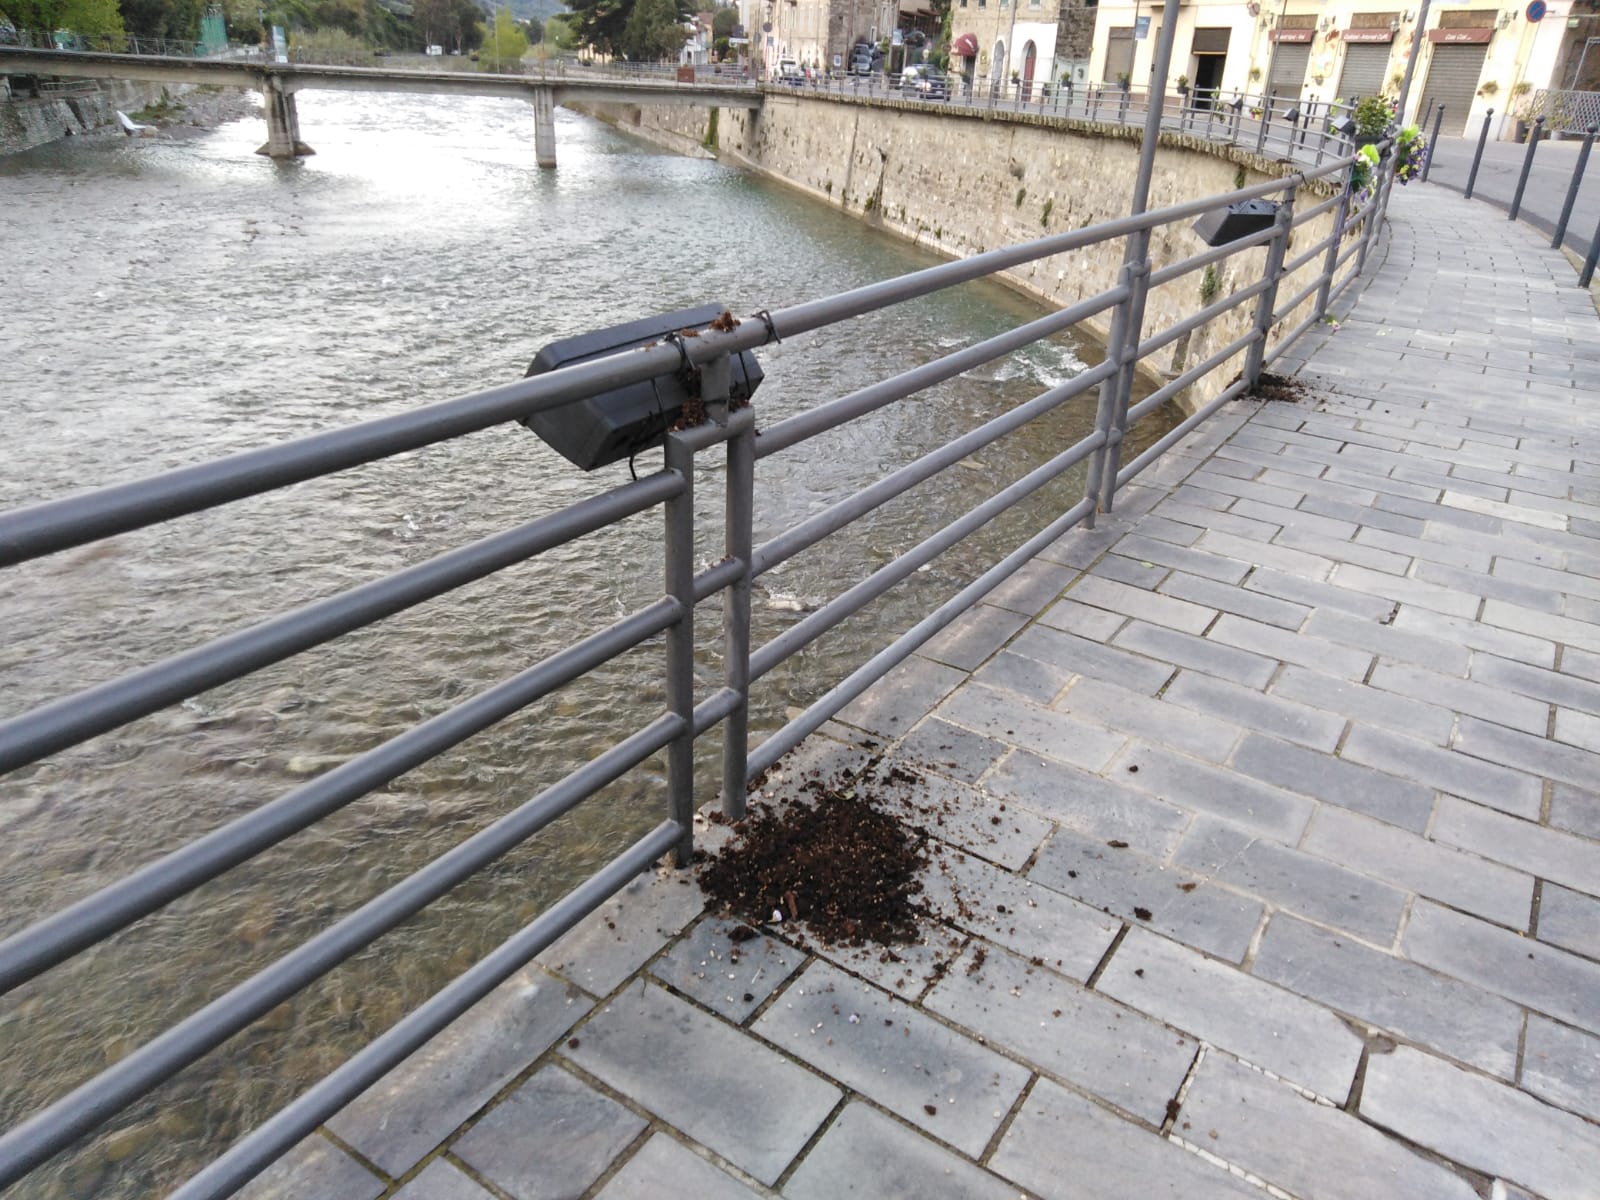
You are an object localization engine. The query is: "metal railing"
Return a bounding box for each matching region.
[773,76,1355,164]
[6,29,227,57]
[0,131,1390,1198]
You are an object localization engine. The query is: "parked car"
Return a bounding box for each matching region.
[849,45,881,76]
[774,58,804,86]
[909,68,948,100]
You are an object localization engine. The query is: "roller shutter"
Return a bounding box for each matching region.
[1418,44,1488,135]
[1104,28,1134,82]
[1268,42,1311,102]
[1336,43,1390,103]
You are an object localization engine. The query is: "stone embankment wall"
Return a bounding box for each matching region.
[580,95,1343,410]
[1,79,176,155]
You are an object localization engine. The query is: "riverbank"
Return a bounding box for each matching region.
[0,80,257,156]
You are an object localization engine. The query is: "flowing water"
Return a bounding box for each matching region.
[0,90,1178,1196]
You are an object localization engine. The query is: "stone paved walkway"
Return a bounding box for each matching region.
[239,186,1600,1200]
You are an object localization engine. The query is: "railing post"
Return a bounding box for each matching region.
[1098,237,1154,514]
[1356,147,1392,274]
[1256,95,1272,155]
[1244,195,1296,388]
[1554,125,1599,248]
[1083,259,1137,524]
[1420,102,1445,182]
[1315,179,1353,318]
[1509,116,1546,220]
[663,432,696,865]
[719,409,755,822]
[1464,108,1494,199]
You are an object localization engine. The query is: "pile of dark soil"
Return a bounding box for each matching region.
[1241,372,1309,403]
[697,775,930,946]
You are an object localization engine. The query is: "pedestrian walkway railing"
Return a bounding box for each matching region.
[779,75,1355,165]
[0,133,1388,1198]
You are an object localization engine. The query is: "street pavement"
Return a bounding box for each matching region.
[236,187,1600,1200]
[1423,130,1600,265]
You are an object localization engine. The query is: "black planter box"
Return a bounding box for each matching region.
[522,303,763,470]
[1192,199,1280,247]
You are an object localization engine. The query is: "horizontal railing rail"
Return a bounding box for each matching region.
[0,116,1392,1199]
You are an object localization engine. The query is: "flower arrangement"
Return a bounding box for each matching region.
[1353,94,1396,143]
[1393,124,1429,184]
[1349,141,1380,204]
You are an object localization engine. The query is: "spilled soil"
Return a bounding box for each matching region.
[1239,371,1311,403]
[697,760,931,947]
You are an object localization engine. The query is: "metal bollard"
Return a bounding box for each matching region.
[1464,109,1494,200]
[1582,205,1600,288]
[1553,125,1597,248]
[1510,116,1546,220]
[1420,103,1445,182]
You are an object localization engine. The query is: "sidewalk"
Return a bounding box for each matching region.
[1422,132,1600,263]
[240,186,1600,1200]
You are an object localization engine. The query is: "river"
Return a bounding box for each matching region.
[0,89,1177,1196]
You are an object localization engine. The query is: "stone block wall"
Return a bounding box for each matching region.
[582,94,1345,411]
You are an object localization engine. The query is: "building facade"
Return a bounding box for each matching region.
[949,0,1066,92]
[746,0,907,71]
[1083,1,1582,137]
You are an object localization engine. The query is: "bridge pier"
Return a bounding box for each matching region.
[257,78,314,160]
[531,87,556,169]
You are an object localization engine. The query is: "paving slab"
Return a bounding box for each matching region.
[593,1134,760,1200]
[1402,900,1600,1035]
[1180,1052,1478,1200]
[925,941,1196,1125]
[1027,824,1264,963]
[1097,928,1364,1100]
[1520,1015,1600,1124]
[452,1065,647,1200]
[989,1077,1260,1199]
[782,1102,1017,1200]
[327,965,592,1177]
[566,980,840,1184]
[754,959,1029,1157]
[1251,913,1523,1079]
[1362,1045,1600,1200]
[233,1134,385,1200]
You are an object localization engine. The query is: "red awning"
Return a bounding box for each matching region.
[952,33,978,57]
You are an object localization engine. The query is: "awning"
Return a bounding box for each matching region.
[952,33,978,57]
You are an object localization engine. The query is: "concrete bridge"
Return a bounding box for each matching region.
[0,47,763,165]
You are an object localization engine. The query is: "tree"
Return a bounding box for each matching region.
[710,5,734,39]
[0,0,122,33]
[478,5,525,70]
[521,12,540,43]
[411,0,481,50]
[541,10,577,49]
[618,0,685,61]
[563,0,626,55]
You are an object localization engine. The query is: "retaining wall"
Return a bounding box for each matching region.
[579,94,1343,410]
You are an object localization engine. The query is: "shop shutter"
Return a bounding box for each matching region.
[1336,42,1390,103]
[1418,44,1488,135]
[1268,42,1311,102]
[1104,29,1134,82]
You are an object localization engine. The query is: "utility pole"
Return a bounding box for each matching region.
[1393,0,1431,124]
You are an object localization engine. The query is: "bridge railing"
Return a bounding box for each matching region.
[9,29,224,57]
[783,73,1356,165]
[0,130,1389,1199]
